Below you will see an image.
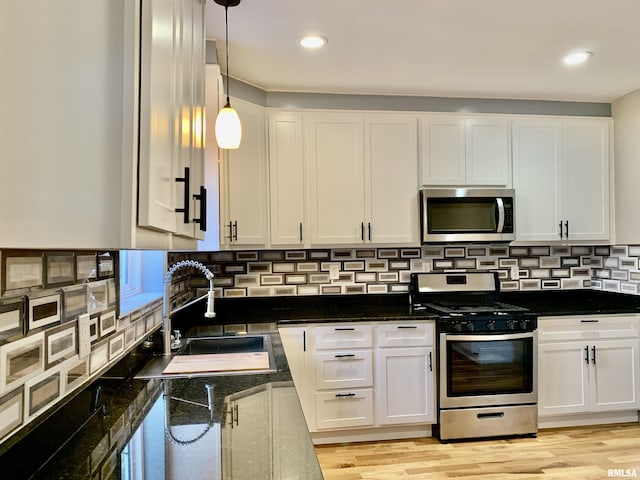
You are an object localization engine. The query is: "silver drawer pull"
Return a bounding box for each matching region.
[334,354,356,358]
[335,393,356,398]
[477,412,504,419]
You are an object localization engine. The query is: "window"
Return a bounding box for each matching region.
[119,250,164,315]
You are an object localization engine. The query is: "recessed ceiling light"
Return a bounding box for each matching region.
[563,50,593,66]
[299,35,327,49]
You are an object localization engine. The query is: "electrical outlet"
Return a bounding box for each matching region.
[328,263,340,280]
[511,266,520,280]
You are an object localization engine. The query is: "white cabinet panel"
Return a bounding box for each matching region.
[366,114,420,245]
[377,347,434,425]
[311,324,373,349]
[419,117,466,185]
[420,115,510,187]
[465,118,511,186]
[220,99,268,246]
[268,112,305,246]
[513,117,611,243]
[314,350,373,390]
[315,389,374,429]
[563,120,610,241]
[538,341,590,416]
[305,113,365,245]
[591,340,640,412]
[376,323,434,347]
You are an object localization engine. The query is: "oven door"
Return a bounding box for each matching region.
[439,331,537,409]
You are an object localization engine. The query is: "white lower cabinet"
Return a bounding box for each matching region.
[377,347,434,425]
[537,315,640,424]
[280,320,436,443]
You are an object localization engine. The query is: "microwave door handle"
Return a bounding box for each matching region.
[496,198,505,233]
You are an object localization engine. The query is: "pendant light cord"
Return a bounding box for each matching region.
[224,4,231,105]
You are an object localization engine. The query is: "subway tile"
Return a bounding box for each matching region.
[345,285,366,295]
[296,262,319,272]
[285,274,307,285]
[377,249,399,259]
[530,246,550,256]
[367,284,387,294]
[308,250,331,260]
[272,263,295,273]
[400,248,421,258]
[343,261,365,271]
[365,259,389,272]
[444,247,465,258]
[236,251,258,261]
[355,249,376,259]
[285,251,306,261]
[297,285,320,296]
[260,251,284,261]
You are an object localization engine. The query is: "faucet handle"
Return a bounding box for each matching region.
[173,330,182,340]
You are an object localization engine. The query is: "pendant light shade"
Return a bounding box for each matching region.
[214,0,242,149]
[215,101,242,149]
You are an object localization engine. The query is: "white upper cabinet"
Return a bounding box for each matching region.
[513,117,611,242]
[365,114,420,245]
[304,112,419,247]
[139,0,206,241]
[305,113,366,245]
[220,98,268,247]
[0,0,206,249]
[268,112,305,246]
[419,115,510,187]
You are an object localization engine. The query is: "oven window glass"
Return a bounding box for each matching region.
[446,337,533,396]
[427,198,497,233]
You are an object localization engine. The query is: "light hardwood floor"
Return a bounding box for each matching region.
[315,423,640,479]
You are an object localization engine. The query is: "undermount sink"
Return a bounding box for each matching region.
[178,335,268,356]
[134,334,278,379]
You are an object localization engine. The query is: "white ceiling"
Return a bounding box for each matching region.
[204,0,640,103]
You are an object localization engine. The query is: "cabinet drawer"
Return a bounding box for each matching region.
[315,389,374,429]
[538,315,640,342]
[315,350,373,390]
[311,324,372,349]
[376,322,434,347]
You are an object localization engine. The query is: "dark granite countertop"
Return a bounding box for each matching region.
[175,291,640,329]
[0,332,323,480]
[501,290,640,316]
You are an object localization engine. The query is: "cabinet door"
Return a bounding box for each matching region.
[512,119,563,242]
[465,118,511,186]
[279,327,313,428]
[268,112,305,246]
[538,342,589,416]
[377,347,435,425]
[419,116,466,185]
[590,339,640,412]
[138,0,178,234]
[221,99,267,246]
[365,114,419,245]
[563,119,610,241]
[305,113,365,245]
[224,388,271,480]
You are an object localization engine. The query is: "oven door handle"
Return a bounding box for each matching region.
[442,332,533,342]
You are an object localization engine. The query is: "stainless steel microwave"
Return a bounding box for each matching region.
[420,188,515,243]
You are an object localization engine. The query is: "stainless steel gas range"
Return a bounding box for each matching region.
[410,272,538,442]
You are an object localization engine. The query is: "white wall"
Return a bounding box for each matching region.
[612,89,640,244]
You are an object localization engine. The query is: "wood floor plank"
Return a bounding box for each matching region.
[315,423,640,479]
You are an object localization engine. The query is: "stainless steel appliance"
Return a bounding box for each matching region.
[420,188,515,243]
[410,272,537,441]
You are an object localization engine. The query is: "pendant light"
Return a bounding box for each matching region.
[214,0,242,149]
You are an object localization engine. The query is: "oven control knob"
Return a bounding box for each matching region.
[466,322,475,332]
[519,319,529,330]
[506,319,516,330]
[454,322,463,332]
[486,320,496,330]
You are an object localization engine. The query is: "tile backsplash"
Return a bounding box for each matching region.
[591,245,640,295]
[0,249,162,448]
[168,244,612,299]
